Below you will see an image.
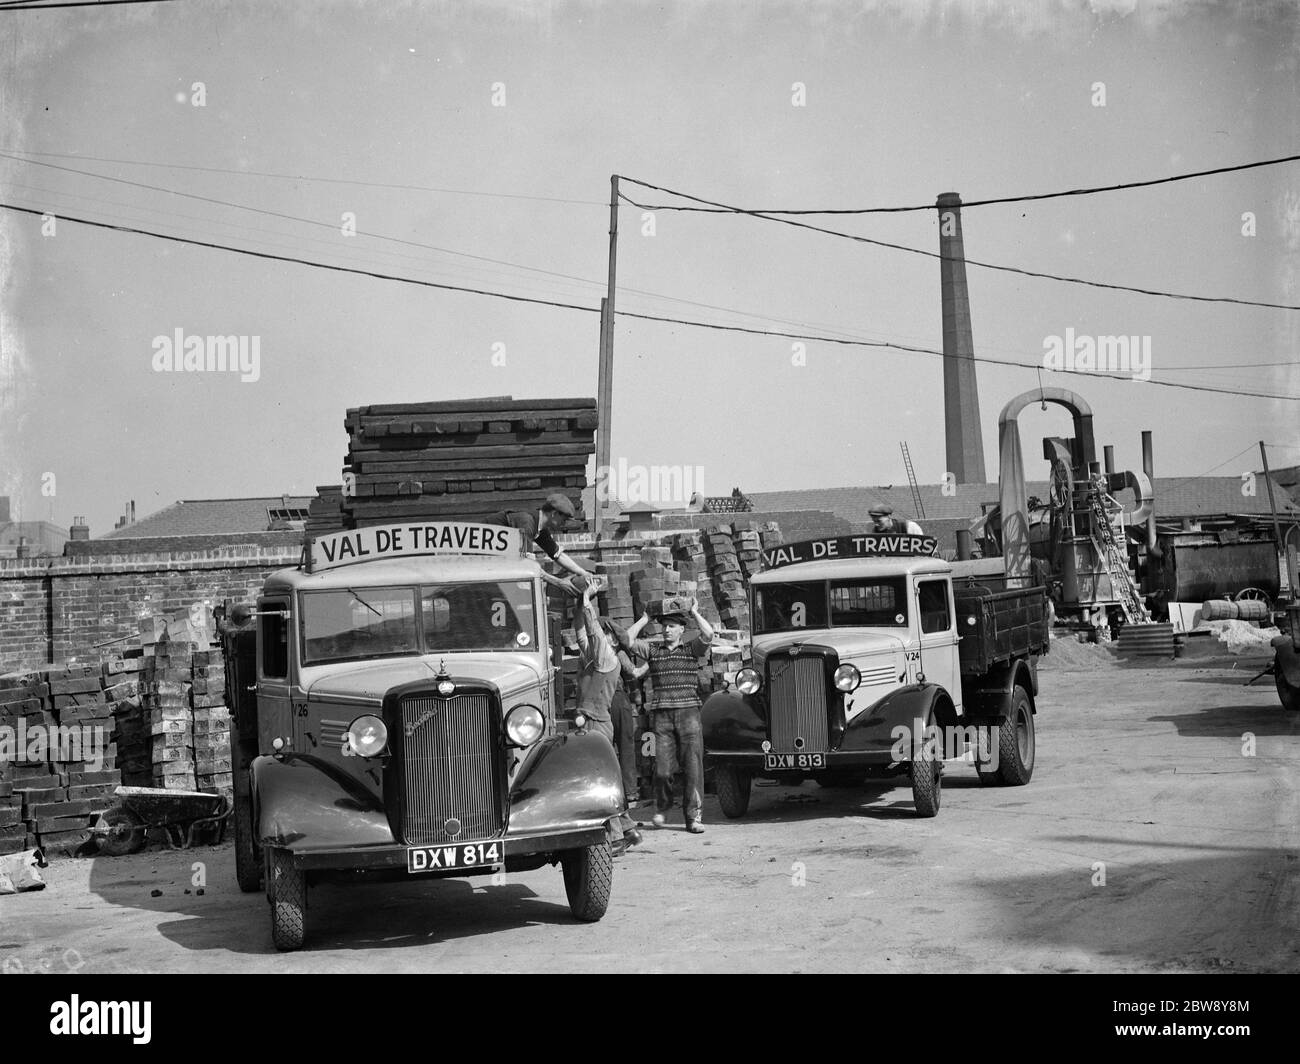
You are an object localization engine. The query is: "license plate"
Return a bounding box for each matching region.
[764,752,826,770]
[407,840,503,873]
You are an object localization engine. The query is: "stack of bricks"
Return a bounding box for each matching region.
[731,527,764,582]
[668,532,721,626]
[593,561,636,630]
[143,637,197,793]
[191,649,232,802]
[304,482,347,538]
[703,524,749,630]
[0,662,137,857]
[759,521,784,555]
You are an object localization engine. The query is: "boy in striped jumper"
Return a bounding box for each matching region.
[624,599,714,833]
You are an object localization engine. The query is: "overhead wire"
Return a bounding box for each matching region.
[617,153,1300,214]
[616,177,1300,311]
[3,200,1297,402]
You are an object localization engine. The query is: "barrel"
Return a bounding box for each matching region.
[1200,599,1237,621]
[1235,599,1270,622]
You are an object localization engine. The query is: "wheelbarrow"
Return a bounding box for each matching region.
[92,787,232,856]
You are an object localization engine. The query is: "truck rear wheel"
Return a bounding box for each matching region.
[232,781,262,893]
[268,849,307,951]
[715,765,752,818]
[994,687,1035,785]
[561,841,613,922]
[911,757,941,817]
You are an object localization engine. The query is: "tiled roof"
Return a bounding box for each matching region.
[749,476,1298,528]
[99,496,316,539]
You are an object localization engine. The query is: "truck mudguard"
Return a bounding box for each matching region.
[701,689,767,753]
[841,683,956,760]
[962,657,1037,723]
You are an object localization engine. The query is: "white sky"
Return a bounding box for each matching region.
[1,0,1298,534]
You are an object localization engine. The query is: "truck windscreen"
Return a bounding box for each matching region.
[754,577,909,633]
[301,586,419,664]
[420,580,538,653]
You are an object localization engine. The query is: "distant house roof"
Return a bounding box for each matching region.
[749,476,1298,529]
[99,496,316,539]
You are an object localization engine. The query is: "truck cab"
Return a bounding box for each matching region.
[702,533,1048,818]
[223,521,624,950]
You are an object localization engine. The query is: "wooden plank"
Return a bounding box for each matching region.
[351,454,589,475]
[347,438,596,459]
[350,397,595,418]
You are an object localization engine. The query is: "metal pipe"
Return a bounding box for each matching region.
[1141,431,1157,552]
[1103,445,1115,476]
[956,529,974,561]
[1260,441,1287,585]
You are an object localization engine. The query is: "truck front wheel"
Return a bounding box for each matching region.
[561,841,614,922]
[267,849,307,951]
[993,687,1036,785]
[715,765,752,818]
[911,757,941,817]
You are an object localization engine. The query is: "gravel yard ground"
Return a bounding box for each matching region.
[3,642,1297,974]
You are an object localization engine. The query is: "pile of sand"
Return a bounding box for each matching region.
[1198,619,1281,655]
[1040,632,1116,670]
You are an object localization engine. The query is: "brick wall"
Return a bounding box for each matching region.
[0,537,301,674]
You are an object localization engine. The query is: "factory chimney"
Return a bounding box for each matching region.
[937,193,987,485]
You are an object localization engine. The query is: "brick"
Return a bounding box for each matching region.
[26,799,92,819]
[150,745,194,763]
[153,775,198,791]
[0,697,41,717]
[67,783,118,803]
[0,836,31,854]
[101,658,131,677]
[57,704,115,722]
[38,828,91,856]
[47,664,98,682]
[0,671,41,692]
[0,781,10,799]
[0,823,25,840]
[145,669,191,685]
[16,786,66,804]
[0,806,22,829]
[153,760,195,776]
[194,756,233,773]
[192,718,230,737]
[48,676,103,695]
[9,763,57,782]
[190,694,226,709]
[67,769,121,787]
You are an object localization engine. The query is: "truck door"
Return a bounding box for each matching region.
[916,578,961,707]
[256,595,294,751]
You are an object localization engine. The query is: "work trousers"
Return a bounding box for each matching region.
[610,688,640,804]
[588,717,637,838]
[652,706,704,823]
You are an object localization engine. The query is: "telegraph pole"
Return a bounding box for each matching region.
[594,175,619,540]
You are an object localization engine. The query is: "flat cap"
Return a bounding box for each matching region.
[544,492,577,517]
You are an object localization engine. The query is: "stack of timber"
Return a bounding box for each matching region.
[341,397,597,528]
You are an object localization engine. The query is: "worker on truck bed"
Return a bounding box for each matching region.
[485,493,594,588]
[868,504,924,535]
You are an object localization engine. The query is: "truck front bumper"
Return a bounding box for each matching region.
[280,826,609,872]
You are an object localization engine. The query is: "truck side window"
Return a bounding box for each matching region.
[917,581,951,634]
[262,604,289,678]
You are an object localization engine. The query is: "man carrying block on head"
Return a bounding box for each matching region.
[624,598,714,833]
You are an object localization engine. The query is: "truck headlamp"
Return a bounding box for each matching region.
[833,663,861,692]
[345,715,388,758]
[735,668,761,695]
[505,704,544,747]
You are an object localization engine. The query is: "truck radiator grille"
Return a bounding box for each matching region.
[394,692,503,846]
[768,656,829,753]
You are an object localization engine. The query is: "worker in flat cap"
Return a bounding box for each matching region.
[868,504,924,535]
[624,598,715,834]
[485,493,594,585]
